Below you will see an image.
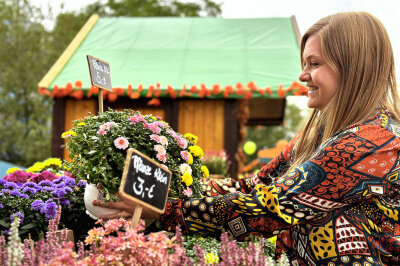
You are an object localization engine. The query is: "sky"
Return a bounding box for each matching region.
[30,0,400,108]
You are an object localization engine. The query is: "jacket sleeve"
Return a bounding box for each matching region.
[161,124,399,240]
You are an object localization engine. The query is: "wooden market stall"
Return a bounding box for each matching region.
[38,15,307,177]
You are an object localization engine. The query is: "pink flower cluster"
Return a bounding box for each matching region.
[97,121,117,135]
[154,144,167,163]
[167,129,188,149]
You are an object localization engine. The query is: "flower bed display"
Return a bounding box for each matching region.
[0,159,94,242]
[0,208,288,265]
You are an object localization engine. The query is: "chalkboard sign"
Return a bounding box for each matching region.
[119,148,172,213]
[87,55,112,91]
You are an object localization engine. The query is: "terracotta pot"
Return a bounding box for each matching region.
[84,183,118,220]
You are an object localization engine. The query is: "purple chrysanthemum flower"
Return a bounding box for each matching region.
[10,212,24,223]
[0,179,6,186]
[38,180,54,187]
[31,199,44,211]
[76,180,87,188]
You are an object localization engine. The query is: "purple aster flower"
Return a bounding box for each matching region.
[1,189,11,195]
[10,212,24,223]
[0,203,3,208]
[0,179,6,186]
[41,201,58,220]
[41,186,55,192]
[9,190,21,196]
[64,187,73,193]
[22,186,37,195]
[76,180,87,188]
[38,180,54,187]
[31,200,44,211]
[59,198,70,206]
[53,188,67,198]
[22,182,40,189]
[4,182,18,189]
[63,177,76,187]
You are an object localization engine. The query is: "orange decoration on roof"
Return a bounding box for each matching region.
[38,80,309,102]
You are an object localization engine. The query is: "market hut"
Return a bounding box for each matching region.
[38,15,307,177]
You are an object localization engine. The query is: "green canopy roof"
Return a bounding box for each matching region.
[39,15,308,100]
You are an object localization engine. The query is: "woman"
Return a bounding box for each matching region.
[94,12,400,265]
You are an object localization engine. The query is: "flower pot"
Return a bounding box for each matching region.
[84,183,119,220]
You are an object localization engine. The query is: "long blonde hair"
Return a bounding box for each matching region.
[290,11,399,170]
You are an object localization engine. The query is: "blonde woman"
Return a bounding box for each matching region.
[95,12,400,265]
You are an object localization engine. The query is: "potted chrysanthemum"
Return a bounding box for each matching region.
[63,109,208,219]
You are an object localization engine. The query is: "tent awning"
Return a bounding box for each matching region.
[39,15,308,101]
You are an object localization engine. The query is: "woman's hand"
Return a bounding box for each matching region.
[92,195,161,220]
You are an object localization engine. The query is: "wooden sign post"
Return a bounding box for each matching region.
[87,55,112,113]
[119,148,172,230]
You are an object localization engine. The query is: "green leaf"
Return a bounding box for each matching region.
[20,223,39,230]
[0,219,10,227]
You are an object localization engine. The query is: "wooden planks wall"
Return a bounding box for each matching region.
[178,100,225,153]
[63,99,97,160]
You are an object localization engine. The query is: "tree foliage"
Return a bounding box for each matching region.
[0,0,222,167]
[0,0,53,166]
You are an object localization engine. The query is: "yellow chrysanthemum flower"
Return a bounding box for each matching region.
[188,153,193,165]
[77,122,86,126]
[181,172,193,186]
[205,253,219,265]
[268,236,277,245]
[26,162,46,173]
[6,167,20,174]
[188,145,203,158]
[61,131,76,139]
[201,165,209,178]
[43,158,62,168]
[184,133,198,144]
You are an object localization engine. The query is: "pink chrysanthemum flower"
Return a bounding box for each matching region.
[176,136,188,149]
[183,187,193,197]
[144,122,162,134]
[156,153,167,163]
[97,129,106,135]
[114,137,129,150]
[128,114,145,124]
[180,151,190,161]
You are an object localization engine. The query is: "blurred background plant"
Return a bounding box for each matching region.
[201,150,230,178]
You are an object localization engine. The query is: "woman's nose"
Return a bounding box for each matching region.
[299,71,311,82]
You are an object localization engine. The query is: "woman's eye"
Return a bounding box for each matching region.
[311,62,320,66]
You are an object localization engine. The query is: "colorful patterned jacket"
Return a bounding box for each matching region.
[161,109,400,265]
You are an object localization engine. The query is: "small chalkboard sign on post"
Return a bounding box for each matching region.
[86,55,112,113]
[120,148,172,230]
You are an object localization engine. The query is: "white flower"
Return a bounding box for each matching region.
[154,144,166,154]
[179,163,192,175]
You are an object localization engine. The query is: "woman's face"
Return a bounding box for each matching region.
[299,35,340,110]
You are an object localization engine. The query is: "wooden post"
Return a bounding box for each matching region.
[98,88,104,113]
[130,205,143,231]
